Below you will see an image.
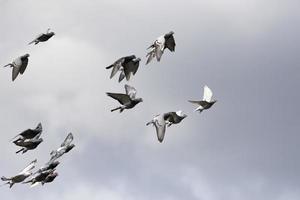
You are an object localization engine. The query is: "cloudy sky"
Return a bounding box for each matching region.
[0,0,299,199]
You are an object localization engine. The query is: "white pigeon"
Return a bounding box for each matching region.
[188,85,217,113]
[1,159,37,188]
[49,133,75,162]
[3,54,30,81]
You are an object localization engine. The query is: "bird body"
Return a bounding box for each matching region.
[106,84,143,112]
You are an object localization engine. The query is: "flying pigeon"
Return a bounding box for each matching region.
[106,55,141,82]
[10,123,42,143]
[188,85,217,113]
[3,54,30,81]
[23,169,55,187]
[50,133,75,162]
[146,111,187,142]
[13,134,43,154]
[146,31,175,64]
[1,159,37,188]
[28,28,55,45]
[106,84,143,112]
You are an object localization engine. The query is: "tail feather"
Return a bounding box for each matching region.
[1,176,10,181]
[106,65,113,69]
[16,148,25,154]
[111,107,121,112]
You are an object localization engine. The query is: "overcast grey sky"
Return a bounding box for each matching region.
[0,0,300,199]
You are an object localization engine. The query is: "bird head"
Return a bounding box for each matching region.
[22,54,30,58]
[137,98,143,103]
[135,57,141,62]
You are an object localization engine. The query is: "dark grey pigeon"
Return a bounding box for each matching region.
[28,28,55,45]
[106,55,140,82]
[13,134,43,154]
[11,123,42,143]
[3,54,30,81]
[50,133,75,162]
[146,31,175,64]
[189,85,217,113]
[106,84,143,113]
[1,159,37,188]
[146,110,187,143]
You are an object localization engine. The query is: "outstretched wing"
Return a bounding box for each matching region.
[106,93,131,105]
[124,84,137,99]
[108,57,124,79]
[203,85,213,102]
[153,115,166,143]
[19,58,29,74]
[12,65,20,81]
[165,34,176,52]
[61,133,73,147]
[123,60,139,81]
[188,100,201,105]
[20,159,37,174]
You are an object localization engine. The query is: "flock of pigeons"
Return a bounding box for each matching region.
[2,29,217,188]
[1,30,75,188]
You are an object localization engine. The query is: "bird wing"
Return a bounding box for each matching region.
[118,70,126,82]
[108,58,124,78]
[153,115,166,143]
[146,50,155,65]
[123,60,139,81]
[155,36,165,61]
[124,84,137,99]
[188,100,201,105]
[106,93,131,105]
[19,58,29,74]
[20,159,37,174]
[61,133,73,147]
[12,65,20,81]
[28,33,43,44]
[203,85,213,102]
[165,34,176,52]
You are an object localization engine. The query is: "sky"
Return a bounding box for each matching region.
[0,0,300,199]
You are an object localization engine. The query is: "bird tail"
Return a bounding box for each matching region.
[28,40,36,45]
[146,120,153,126]
[106,64,113,69]
[1,176,10,181]
[16,148,25,154]
[111,107,122,112]
[3,63,13,68]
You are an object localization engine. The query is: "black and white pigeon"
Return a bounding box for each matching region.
[28,28,55,45]
[146,111,187,142]
[1,159,37,188]
[10,123,42,143]
[3,54,30,81]
[146,31,176,64]
[106,55,141,82]
[13,134,43,154]
[188,85,217,113]
[23,169,55,187]
[49,133,75,162]
[106,84,143,112]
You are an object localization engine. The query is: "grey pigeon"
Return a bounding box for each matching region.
[3,54,30,81]
[50,133,75,162]
[23,169,55,187]
[106,55,141,82]
[10,123,42,143]
[106,84,143,112]
[13,134,43,154]
[1,159,37,188]
[146,111,187,142]
[28,28,55,45]
[188,85,217,113]
[146,31,175,64]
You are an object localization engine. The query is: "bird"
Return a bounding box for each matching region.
[13,134,43,154]
[23,169,55,187]
[28,28,55,45]
[3,54,30,81]
[106,84,143,112]
[188,85,217,113]
[146,31,176,64]
[49,133,75,162]
[106,55,141,82]
[146,111,187,142]
[34,160,60,175]
[1,159,37,188]
[10,123,42,143]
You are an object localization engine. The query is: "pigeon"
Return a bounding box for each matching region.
[28,28,55,45]
[146,111,187,142]
[106,55,141,82]
[1,159,37,188]
[10,123,42,143]
[188,85,217,113]
[146,31,175,64]
[13,134,43,154]
[106,84,143,112]
[3,54,30,81]
[50,133,75,162]
[23,169,55,187]
[34,160,60,175]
